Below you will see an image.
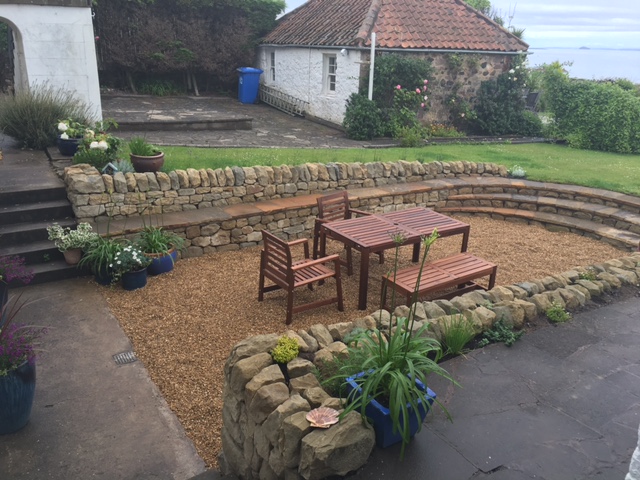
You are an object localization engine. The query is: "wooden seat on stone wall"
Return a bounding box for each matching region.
[312,191,384,275]
[259,230,344,324]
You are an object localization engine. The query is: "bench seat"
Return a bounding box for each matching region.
[382,253,497,308]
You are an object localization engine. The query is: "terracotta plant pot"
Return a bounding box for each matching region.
[130,152,164,173]
[63,248,83,265]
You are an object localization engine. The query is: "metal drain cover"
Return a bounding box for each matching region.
[113,351,137,365]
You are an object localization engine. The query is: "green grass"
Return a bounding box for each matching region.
[160,143,640,196]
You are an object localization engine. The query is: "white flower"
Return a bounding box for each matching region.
[509,69,515,74]
[60,133,69,140]
[89,141,99,149]
[58,122,68,132]
[117,260,122,265]
[97,140,108,151]
[86,129,95,137]
[513,77,518,81]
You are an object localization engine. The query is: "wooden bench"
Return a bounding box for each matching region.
[381,253,497,308]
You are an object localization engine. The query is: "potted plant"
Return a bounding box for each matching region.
[0,255,34,312]
[71,119,122,170]
[135,225,185,275]
[128,137,164,173]
[111,242,152,291]
[56,118,88,156]
[0,294,46,434]
[331,230,456,458]
[78,235,124,285]
[46,222,99,265]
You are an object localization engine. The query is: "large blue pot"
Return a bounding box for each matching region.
[121,268,148,291]
[57,137,80,157]
[346,373,436,448]
[0,360,36,435]
[94,267,115,286]
[147,249,178,276]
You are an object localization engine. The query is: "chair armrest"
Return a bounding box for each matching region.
[291,254,340,271]
[349,208,372,217]
[287,238,309,247]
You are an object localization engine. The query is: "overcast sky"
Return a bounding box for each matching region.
[283,0,640,50]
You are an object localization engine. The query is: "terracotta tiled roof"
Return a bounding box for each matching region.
[262,0,528,52]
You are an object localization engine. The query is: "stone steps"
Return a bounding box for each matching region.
[437,205,640,250]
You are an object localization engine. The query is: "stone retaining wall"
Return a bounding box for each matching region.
[220,253,640,479]
[63,161,508,221]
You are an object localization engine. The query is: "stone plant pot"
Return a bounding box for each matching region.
[130,152,164,173]
[63,248,83,265]
[345,373,436,448]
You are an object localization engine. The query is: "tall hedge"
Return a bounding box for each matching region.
[544,68,640,154]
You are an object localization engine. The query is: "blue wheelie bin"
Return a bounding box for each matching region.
[237,67,263,104]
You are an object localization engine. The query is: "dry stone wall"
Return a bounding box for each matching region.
[220,252,640,480]
[63,161,507,221]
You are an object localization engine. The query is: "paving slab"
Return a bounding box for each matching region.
[0,279,206,480]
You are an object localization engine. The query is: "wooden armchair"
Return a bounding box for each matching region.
[312,191,383,276]
[258,230,344,325]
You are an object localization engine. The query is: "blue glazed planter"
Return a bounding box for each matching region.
[122,268,148,291]
[57,137,81,157]
[147,249,178,276]
[0,360,36,435]
[346,373,436,448]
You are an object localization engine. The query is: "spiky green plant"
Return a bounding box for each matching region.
[441,314,476,356]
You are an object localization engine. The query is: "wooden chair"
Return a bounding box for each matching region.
[258,230,344,325]
[312,191,383,275]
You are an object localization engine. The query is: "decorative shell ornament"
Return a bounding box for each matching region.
[306,407,340,428]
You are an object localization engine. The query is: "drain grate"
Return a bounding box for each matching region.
[113,351,138,365]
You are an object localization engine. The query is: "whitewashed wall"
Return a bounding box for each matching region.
[258,46,361,125]
[0,3,102,120]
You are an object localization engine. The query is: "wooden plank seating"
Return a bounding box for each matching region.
[381,253,497,308]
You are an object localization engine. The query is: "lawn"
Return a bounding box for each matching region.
[160,142,640,196]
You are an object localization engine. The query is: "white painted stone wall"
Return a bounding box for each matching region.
[258,46,361,125]
[0,3,102,120]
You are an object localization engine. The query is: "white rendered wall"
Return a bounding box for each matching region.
[258,46,361,125]
[0,4,102,120]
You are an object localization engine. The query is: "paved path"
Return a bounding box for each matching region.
[101,95,376,149]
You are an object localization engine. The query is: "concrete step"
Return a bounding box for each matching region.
[0,185,68,205]
[0,199,74,225]
[0,218,76,248]
[438,205,640,250]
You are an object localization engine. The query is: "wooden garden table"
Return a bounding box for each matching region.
[320,207,470,310]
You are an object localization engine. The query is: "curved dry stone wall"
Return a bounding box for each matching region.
[220,253,640,479]
[63,161,507,221]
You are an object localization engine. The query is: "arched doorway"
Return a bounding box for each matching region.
[0,0,102,119]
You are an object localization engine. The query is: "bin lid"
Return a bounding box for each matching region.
[237,67,264,74]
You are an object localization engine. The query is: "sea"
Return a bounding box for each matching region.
[527,48,640,84]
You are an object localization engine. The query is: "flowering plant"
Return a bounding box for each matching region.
[47,222,99,252]
[0,255,34,285]
[72,119,122,168]
[0,294,46,376]
[388,80,429,138]
[110,243,151,282]
[57,119,89,139]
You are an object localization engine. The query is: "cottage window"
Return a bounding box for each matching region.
[323,54,337,92]
[270,52,276,81]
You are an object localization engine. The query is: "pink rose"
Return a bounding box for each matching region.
[423,79,428,84]
[421,103,425,108]
[396,85,401,90]
[416,88,421,94]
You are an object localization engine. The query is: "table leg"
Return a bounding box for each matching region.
[412,242,420,262]
[358,249,370,310]
[461,228,470,252]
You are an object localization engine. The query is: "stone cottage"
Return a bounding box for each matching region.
[257,0,528,126]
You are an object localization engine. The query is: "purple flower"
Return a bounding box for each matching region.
[0,255,34,285]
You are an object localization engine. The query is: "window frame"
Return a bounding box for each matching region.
[323,54,337,93]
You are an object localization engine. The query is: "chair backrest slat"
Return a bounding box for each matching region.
[261,230,293,285]
[317,191,350,223]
